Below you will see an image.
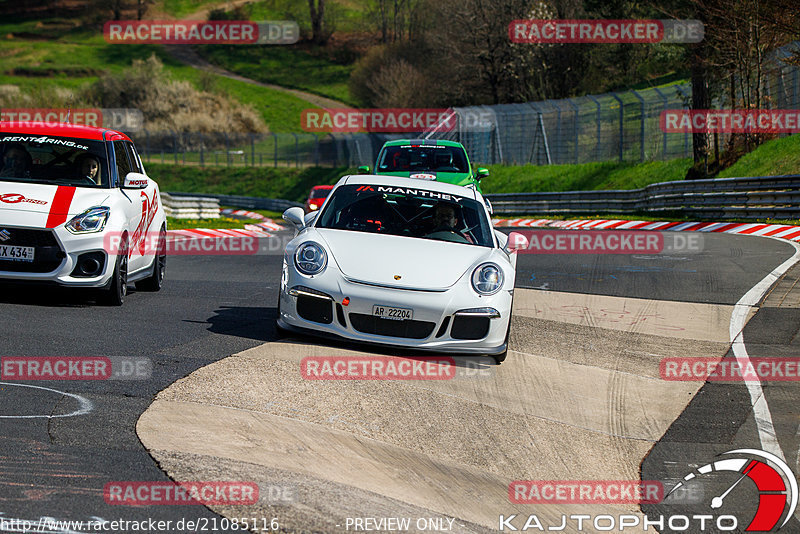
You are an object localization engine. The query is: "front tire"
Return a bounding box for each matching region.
[493,316,512,364]
[136,227,166,292]
[99,240,128,306]
[275,291,289,339]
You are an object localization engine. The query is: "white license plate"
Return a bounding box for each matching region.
[372,305,413,321]
[0,245,34,262]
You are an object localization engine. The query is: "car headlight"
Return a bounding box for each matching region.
[471,263,503,295]
[294,241,327,275]
[65,206,110,234]
[308,204,318,211]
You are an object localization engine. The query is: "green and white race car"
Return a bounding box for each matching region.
[359,139,489,193]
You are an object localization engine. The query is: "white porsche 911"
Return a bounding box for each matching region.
[277,175,528,363]
[0,122,167,305]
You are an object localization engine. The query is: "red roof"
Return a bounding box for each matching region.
[0,121,131,142]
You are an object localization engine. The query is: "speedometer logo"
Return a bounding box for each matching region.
[667,449,798,531]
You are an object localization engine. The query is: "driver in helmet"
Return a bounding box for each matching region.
[0,144,32,178]
[75,154,101,185]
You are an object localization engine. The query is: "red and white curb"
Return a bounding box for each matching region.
[244,222,284,232]
[167,228,272,241]
[221,208,285,231]
[222,208,266,220]
[493,218,800,242]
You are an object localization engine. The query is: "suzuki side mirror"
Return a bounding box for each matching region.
[122,172,149,189]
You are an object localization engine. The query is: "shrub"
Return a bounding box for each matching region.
[82,54,267,135]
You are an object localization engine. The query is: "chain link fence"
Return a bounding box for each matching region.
[433,46,800,166]
[130,45,800,169]
[132,130,387,169]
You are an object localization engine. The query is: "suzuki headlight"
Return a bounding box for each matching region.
[294,242,327,275]
[65,206,110,234]
[471,263,503,295]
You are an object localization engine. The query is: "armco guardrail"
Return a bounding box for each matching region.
[485,175,800,220]
[166,192,303,212]
[160,193,220,219]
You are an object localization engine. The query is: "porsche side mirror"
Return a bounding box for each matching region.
[283,207,306,228]
[475,168,489,181]
[504,231,529,253]
[357,165,370,173]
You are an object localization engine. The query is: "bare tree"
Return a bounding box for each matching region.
[688,0,790,156]
[308,0,327,45]
[424,0,541,105]
[110,0,125,20]
[366,0,423,44]
[135,0,154,20]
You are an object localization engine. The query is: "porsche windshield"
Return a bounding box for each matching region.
[0,134,109,187]
[377,145,469,173]
[317,184,493,247]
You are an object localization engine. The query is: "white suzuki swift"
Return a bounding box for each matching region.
[277,174,528,363]
[0,122,167,305]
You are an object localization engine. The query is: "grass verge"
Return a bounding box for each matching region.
[149,163,353,202]
[0,23,314,132]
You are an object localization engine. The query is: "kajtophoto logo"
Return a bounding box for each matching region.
[500,449,797,531]
[665,449,798,532]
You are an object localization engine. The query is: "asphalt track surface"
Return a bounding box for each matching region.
[0,230,798,533]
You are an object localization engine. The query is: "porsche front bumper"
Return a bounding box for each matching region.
[277,261,512,354]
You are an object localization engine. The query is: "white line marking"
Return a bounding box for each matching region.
[0,382,93,419]
[728,237,800,525]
